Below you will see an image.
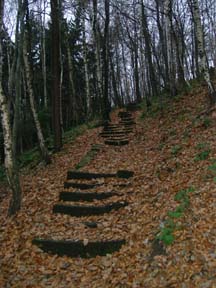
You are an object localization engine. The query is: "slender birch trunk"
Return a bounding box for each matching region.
[121,42,130,104]
[23,32,51,164]
[82,13,91,118]
[0,0,22,216]
[155,0,169,89]
[164,0,177,96]
[66,36,78,124]
[189,0,216,105]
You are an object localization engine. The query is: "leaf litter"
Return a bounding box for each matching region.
[0,85,216,287]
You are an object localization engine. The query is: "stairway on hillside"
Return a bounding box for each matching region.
[33,168,134,258]
[100,110,136,146]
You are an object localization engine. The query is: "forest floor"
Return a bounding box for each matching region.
[1,83,216,287]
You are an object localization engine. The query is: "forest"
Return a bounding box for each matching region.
[1,0,216,286]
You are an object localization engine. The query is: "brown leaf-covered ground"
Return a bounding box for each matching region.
[1,84,216,287]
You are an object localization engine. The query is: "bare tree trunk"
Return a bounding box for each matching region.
[66,36,78,124]
[155,0,169,89]
[121,42,131,104]
[140,0,158,97]
[39,0,48,108]
[12,0,24,157]
[51,0,62,151]
[82,11,91,118]
[0,0,22,216]
[92,0,102,114]
[109,51,121,107]
[23,32,51,164]
[189,0,216,105]
[102,0,110,120]
[164,0,177,96]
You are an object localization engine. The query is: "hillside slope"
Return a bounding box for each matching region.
[0,83,216,287]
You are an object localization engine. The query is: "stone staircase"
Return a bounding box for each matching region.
[100,110,136,146]
[32,169,134,258]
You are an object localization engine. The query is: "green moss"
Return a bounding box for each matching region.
[195,142,209,150]
[194,149,211,161]
[203,117,212,129]
[18,148,41,168]
[157,187,195,246]
[171,145,182,156]
[75,145,102,170]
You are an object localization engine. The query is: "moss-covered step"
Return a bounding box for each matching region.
[67,170,134,180]
[32,238,126,258]
[59,191,119,202]
[75,144,103,170]
[53,201,128,216]
[64,182,99,189]
[105,139,129,146]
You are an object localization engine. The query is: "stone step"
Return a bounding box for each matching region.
[119,117,134,121]
[102,129,132,135]
[105,136,128,141]
[53,201,128,216]
[101,133,126,138]
[105,139,129,143]
[100,130,126,135]
[103,126,123,131]
[64,182,99,189]
[118,111,132,118]
[119,121,136,125]
[102,130,126,135]
[32,238,126,258]
[105,139,129,146]
[67,170,134,180]
[64,181,130,190]
[120,118,135,122]
[104,123,120,128]
[59,191,119,202]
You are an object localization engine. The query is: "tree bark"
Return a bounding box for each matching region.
[189,0,216,105]
[102,0,110,120]
[82,7,91,118]
[66,35,78,124]
[164,0,177,96]
[92,0,102,114]
[140,0,158,97]
[12,0,24,157]
[51,0,62,151]
[0,0,22,216]
[39,0,48,108]
[23,32,51,164]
